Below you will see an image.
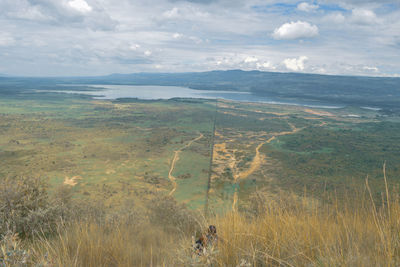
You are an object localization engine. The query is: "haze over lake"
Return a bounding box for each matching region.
[49,84,346,109]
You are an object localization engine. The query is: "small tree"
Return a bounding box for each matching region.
[147,196,202,235]
[0,176,71,238]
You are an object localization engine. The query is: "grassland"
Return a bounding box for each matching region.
[0,94,215,211]
[1,90,400,214]
[7,173,400,266]
[208,100,400,214]
[2,87,400,266]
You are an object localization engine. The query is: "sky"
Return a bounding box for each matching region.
[0,0,399,77]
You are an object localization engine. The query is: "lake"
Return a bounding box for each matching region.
[48,84,346,109]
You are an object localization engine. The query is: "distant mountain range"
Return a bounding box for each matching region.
[1,70,400,109]
[63,70,400,109]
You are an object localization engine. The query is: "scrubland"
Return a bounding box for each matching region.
[1,96,400,266]
[2,170,400,266]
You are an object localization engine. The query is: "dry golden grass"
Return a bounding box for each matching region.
[32,221,175,267]
[213,194,400,266]
[30,167,400,266]
[208,166,400,266]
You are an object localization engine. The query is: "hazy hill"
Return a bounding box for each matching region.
[56,70,400,108]
[2,70,400,109]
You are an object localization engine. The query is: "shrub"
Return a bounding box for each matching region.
[147,196,203,235]
[0,176,72,238]
[0,230,31,267]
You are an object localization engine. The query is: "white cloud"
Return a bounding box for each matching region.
[2,0,116,30]
[188,36,203,44]
[351,9,378,25]
[272,21,319,40]
[244,56,258,63]
[163,7,179,18]
[7,5,49,21]
[129,44,141,50]
[363,66,379,72]
[68,0,92,13]
[0,0,399,76]
[211,54,279,71]
[283,56,308,71]
[323,12,346,23]
[297,2,319,12]
[256,61,276,70]
[0,33,15,46]
[173,33,183,39]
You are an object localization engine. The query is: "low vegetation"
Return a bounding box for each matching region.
[1,171,400,266]
[1,88,400,266]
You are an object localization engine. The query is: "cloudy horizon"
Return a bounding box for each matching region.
[0,0,399,77]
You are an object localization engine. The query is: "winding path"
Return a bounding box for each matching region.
[232,123,301,211]
[168,133,204,196]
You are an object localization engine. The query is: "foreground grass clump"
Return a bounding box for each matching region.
[2,173,400,266]
[28,196,201,266]
[213,191,400,266]
[34,222,174,266]
[33,189,400,266]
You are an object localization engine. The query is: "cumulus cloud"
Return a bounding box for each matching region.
[323,12,346,23]
[256,61,276,70]
[363,66,379,72]
[244,56,258,63]
[161,5,210,22]
[68,0,92,13]
[173,33,183,39]
[0,32,15,46]
[272,21,319,40]
[283,56,308,71]
[297,2,319,12]
[163,7,180,18]
[168,0,215,4]
[0,0,399,76]
[322,0,395,7]
[351,9,378,25]
[2,0,117,30]
[211,54,278,71]
[5,4,49,21]
[129,44,141,51]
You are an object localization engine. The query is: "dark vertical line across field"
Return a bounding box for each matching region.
[205,98,218,217]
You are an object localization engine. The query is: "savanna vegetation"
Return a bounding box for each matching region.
[2,170,400,266]
[1,81,400,266]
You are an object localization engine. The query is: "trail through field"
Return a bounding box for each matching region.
[232,123,301,211]
[304,108,334,117]
[168,133,204,196]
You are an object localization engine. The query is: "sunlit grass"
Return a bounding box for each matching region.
[28,166,400,266]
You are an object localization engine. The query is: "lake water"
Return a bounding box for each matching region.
[50,84,346,109]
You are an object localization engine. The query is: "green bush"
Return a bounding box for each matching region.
[0,177,72,238]
[147,196,202,235]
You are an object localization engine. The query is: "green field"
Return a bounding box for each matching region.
[1,91,400,213]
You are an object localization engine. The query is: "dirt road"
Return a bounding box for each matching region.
[232,123,301,211]
[168,133,204,196]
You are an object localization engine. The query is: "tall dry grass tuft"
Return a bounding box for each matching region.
[206,165,400,266]
[29,196,203,266]
[32,221,175,267]
[24,167,400,266]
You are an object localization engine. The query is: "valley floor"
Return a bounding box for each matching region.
[1,93,400,213]
[1,92,400,265]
